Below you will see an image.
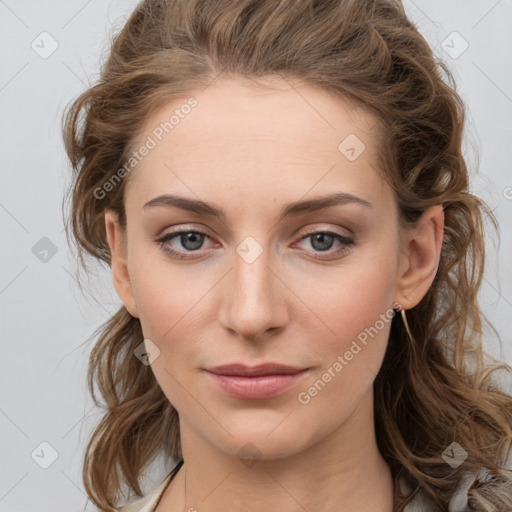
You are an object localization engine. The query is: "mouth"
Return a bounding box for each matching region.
[204,363,310,400]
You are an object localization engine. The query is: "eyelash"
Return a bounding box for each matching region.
[155,228,354,260]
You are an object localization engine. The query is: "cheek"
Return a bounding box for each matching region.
[130,228,398,394]
[295,246,398,343]
[129,257,209,407]
[129,246,210,340]
[292,244,398,397]
[132,231,398,352]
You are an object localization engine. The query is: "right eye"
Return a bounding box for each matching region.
[155,228,216,259]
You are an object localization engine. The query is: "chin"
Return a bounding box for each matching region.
[222,433,310,463]
[197,409,323,462]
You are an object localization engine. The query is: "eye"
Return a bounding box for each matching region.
[294,230,354,259]
[155,227,354,260]
[155,228,214,259]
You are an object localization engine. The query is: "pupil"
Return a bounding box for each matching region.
[182,232,203,250]
[312,233,333,251]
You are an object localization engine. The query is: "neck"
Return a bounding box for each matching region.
[161,388,394,512]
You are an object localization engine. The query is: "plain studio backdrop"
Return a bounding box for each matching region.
[0,1,511,511]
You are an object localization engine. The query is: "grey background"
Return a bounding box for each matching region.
[1,1,511,510]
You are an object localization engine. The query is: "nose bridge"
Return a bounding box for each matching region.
[218,234,287,338]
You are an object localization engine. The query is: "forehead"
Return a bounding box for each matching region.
[134,77,378,156]
[124,77,388,212]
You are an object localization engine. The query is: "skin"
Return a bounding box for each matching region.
[104,76,444,512]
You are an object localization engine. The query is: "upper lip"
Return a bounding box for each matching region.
[205,363,308,377]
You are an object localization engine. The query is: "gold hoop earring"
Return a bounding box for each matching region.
[401,309,414,341]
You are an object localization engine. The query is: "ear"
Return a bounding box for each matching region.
[104,209,139,318]
[394,204,444,310]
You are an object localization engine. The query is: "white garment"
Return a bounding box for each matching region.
[117,474,171,512]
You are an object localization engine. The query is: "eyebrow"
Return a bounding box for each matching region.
[143,192,373,220]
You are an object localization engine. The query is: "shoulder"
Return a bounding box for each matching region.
[116,472,174,512]
[402,443,512,512]
[116,459,184,512]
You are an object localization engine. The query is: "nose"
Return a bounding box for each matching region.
[217,240,289,342]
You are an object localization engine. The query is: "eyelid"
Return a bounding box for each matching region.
[298,226,353,242]
[157,224,352,243]
[155,226,216,248]
[156,224,215,242]
[155,224,355,259]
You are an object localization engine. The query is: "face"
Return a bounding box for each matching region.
[105,77,439,462]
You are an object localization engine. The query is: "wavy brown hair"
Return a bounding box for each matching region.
[62,0,512,510]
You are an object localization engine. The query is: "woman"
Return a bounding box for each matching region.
[62,0,512,510]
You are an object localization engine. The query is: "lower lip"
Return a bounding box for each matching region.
[205,370,308,400]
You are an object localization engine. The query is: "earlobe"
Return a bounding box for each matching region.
[394,204,445,310]
[104,209,139,318]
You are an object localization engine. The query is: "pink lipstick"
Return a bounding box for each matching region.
[204,363,309,400]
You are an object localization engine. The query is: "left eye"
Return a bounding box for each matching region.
[155,229,354,259]
[296,231,354,253]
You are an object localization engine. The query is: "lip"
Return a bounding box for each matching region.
[204,363,309,400]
